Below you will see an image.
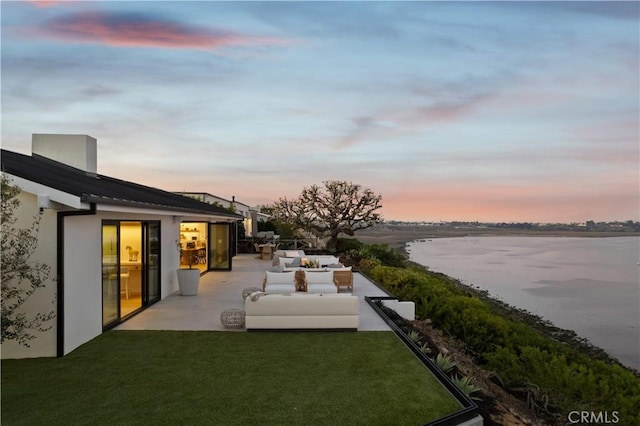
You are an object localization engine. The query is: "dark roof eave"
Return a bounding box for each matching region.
[1,149,244,220]
[85,195,243,219]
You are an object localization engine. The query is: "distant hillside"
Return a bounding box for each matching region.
[355,221,640,249]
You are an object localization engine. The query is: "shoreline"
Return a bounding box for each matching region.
[355,226,640,251]
[354,228,640,423]
[354,226,640,373]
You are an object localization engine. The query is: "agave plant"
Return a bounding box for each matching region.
[407,330,421,344]
[420,343,432,355]
[453,375,482,401]
[434,353,456,373]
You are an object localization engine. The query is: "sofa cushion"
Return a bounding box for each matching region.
[304,271,333,284]
[285,250,302,258]
[264,284,295,294]
[307,284,338,294]
[246,293,358,316]
[265,271,295,284]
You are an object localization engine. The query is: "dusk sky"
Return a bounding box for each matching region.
[2,1,638,223]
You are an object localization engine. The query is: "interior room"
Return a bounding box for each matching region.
[180,222,208,272]
[120,222,143,317]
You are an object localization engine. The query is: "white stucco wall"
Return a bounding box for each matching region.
[32,134,97,174]
[1,192,58,359]
[62,214,102,354]
[62,211,181,355]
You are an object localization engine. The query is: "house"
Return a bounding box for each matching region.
[1,134,243,359]
[177,192,270,237]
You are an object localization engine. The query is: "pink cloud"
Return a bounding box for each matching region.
[34,12,291,50]
[334,94,491,149]
[23,0,68,7]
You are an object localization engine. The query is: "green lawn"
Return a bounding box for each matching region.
[2,331,461,425]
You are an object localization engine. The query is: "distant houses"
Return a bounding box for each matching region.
[176,192,270,238]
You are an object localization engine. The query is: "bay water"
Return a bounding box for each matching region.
[406,236,640,370]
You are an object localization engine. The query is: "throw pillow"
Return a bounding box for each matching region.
[250,292,264,301]
[285,257,302,268]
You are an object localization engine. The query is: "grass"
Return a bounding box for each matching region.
[2,330,461,425]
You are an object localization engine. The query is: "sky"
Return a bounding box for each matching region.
[1,1,638,223]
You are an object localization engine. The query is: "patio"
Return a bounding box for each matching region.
[1,254,483,426]
[116,254,392,331]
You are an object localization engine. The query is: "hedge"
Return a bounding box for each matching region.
[367,263,640,424]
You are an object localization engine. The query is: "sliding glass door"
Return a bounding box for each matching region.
[120,222,143,317]
[209,223,232,270]
[102,220,161,329]
[102,224,119,325]
[146,222,161,304]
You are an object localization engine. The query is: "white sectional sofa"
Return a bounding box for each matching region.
[245,293,359,331]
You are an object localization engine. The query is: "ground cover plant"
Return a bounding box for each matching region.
[358,251,640,425]
[1,330,461,425]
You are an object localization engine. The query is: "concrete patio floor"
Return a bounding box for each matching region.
[116,254,392,332]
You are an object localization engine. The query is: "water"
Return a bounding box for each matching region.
[406,236,640,370]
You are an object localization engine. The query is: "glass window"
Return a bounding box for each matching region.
[102,220,161,328]
[102,224,119,326]
[180,222,208,272]
[147,222,161,303]
[209,223,230,270]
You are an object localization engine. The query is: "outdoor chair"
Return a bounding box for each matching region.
[261,245,273,260]
[333,270,354,292]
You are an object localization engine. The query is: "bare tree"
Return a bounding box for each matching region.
[1,174,55,347]
[271,180,382,250]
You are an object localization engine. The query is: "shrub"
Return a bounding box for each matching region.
[367,262,640,424]
[335,237,364,253]
[363,243,407,267]
[358,258,382,274]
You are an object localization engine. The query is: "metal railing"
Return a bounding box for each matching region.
[238,238,314,253]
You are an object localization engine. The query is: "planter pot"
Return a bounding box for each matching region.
[177,268,200,296]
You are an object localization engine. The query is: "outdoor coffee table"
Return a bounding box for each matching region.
[220,309,245,328]
[242,287,262,300]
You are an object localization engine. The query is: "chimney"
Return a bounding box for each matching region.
[32,134,97,175]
